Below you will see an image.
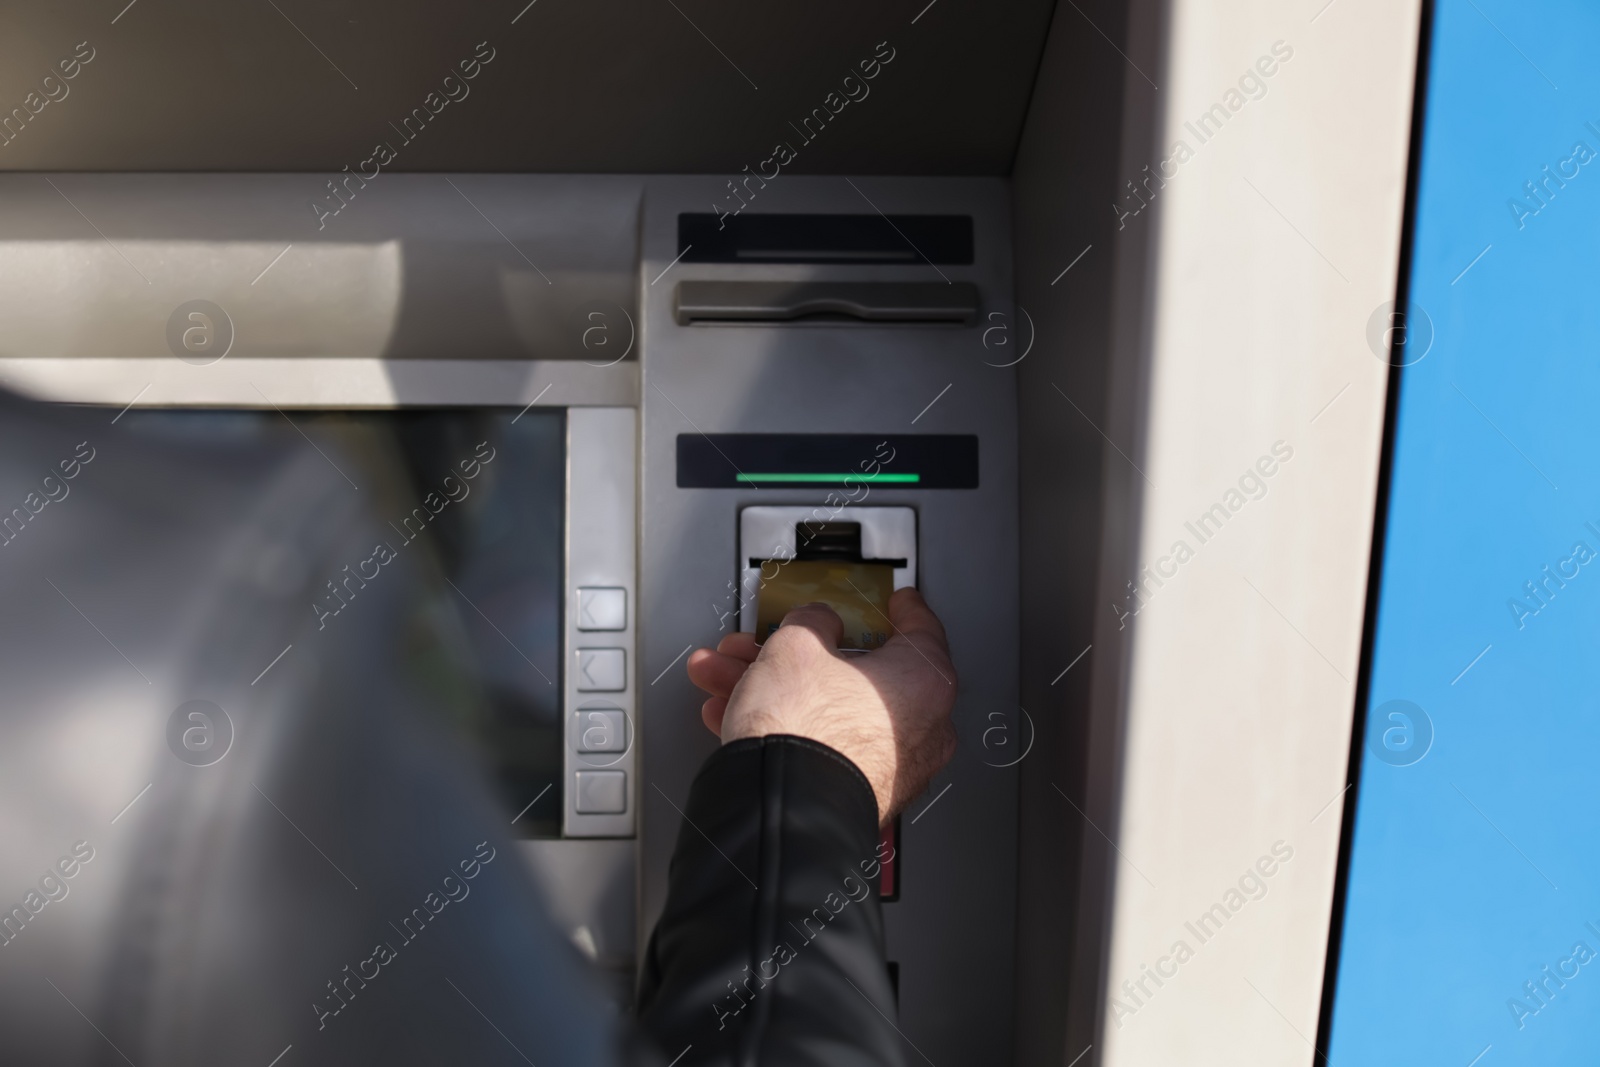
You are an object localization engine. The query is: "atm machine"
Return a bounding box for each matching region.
[0,170,1025,1060]
[1,0,1433,1063]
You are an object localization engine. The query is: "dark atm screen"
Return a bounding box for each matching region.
[117,408,567,837]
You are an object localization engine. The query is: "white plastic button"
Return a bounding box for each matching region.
[575,648,626,691]
[575,708,628,753]
[577,587,627,631]
[574,770,627,814]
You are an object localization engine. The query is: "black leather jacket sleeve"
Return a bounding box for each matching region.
[636,735,906,1067]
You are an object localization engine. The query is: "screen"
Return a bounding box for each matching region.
[1324,2,1600,1063]
[117,408,568,837]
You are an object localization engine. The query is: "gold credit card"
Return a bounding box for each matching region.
[755,560,894,651]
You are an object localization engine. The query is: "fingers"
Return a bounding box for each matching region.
[774,602,844,651]
[686,647,751,698]
[885,587,950,651]
[701,696,728,736]
[715,631,760,663]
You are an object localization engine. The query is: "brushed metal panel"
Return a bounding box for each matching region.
[637,175,1019,1066]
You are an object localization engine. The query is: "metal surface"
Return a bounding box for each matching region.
[638,174,1020,1066]
[517,838,638,1007]
[0,357,636,409]
[564,407,640,838]
[0,174,641,363]
[674,281,979,324]
[1008,0,1158,1060]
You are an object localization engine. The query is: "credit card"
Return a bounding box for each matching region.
[755,559,894,651]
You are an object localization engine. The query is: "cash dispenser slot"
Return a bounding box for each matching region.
[677,212,974,265]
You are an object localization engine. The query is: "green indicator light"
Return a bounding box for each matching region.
[735,472,921,484]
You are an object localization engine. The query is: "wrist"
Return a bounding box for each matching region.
[718,729,888,824]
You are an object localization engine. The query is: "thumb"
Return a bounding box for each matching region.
[774,602,846,650]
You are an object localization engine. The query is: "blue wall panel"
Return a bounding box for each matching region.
[1327,2,1600,1064]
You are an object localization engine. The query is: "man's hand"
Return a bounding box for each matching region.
[685,587,958,825]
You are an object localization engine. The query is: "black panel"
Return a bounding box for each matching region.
[675,433,978,489]
[678,213,974,265]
